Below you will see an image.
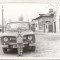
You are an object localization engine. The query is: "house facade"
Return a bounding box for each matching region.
[31,9,56,33]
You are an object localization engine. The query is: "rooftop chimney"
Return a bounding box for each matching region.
[49,8,53,13]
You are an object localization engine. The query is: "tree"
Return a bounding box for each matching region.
[9,19,12,23]
[19,16,23,21]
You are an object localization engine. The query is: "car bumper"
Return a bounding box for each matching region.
[1,43,35,48]
[29,43,35,46]
[1,45,8,48]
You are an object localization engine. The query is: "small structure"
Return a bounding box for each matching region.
[31,9,56,33]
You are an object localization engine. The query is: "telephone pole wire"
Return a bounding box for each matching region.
[2,5,4,32]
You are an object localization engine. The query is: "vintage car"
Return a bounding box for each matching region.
[1,21,35,53]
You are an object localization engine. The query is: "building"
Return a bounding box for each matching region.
[31,9,56,33]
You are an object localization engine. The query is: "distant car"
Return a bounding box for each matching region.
[1,21,35,53]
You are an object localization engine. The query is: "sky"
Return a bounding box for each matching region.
[0,3,59,25]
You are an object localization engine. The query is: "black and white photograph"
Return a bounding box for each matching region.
[0,0,60,58]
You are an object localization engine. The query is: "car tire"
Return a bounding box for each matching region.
[3,48,7,53]
[29,46,35,51]
[32,46,35,51]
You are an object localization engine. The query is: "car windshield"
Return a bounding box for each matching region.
[6,22,29,32]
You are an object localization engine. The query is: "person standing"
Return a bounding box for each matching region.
[17,33,23,56]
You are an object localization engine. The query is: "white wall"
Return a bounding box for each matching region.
[56,8,60,33]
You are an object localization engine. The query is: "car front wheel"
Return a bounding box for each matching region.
[29,46,35,51]
[3,48,7,53]
[32,46,35,51]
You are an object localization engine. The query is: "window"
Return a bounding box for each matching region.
[36,23,37,27]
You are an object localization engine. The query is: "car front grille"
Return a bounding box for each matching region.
[23,35,28,43]
[23,39,27,43]
[9,36,16,43]
[9,36,28,43]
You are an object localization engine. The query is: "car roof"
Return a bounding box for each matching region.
[7,21,29,24]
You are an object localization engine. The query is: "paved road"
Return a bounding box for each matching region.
[0,32,60,57]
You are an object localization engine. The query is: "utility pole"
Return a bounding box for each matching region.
[2,5,4,32]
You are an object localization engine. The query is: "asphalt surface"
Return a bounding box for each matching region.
[0,32,60,57]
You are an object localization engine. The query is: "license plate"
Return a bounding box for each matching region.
[2,45,8,47]
[13,45,25,48]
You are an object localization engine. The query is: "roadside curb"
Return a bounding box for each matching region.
[35,32,60,35]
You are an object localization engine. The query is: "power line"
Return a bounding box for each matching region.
[2,5,4,32]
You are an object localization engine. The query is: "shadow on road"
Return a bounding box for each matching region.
[6,48,35,55]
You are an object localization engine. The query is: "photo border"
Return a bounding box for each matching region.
[0,0,60,59]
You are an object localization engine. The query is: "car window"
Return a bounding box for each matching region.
[6,22,29,32]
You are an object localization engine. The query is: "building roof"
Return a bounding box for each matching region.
[33,12,55,20]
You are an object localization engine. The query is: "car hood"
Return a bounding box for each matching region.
[1,30,34,37]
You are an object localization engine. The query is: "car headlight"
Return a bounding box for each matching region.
[28,36,32,40]
[4,37,8,42]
